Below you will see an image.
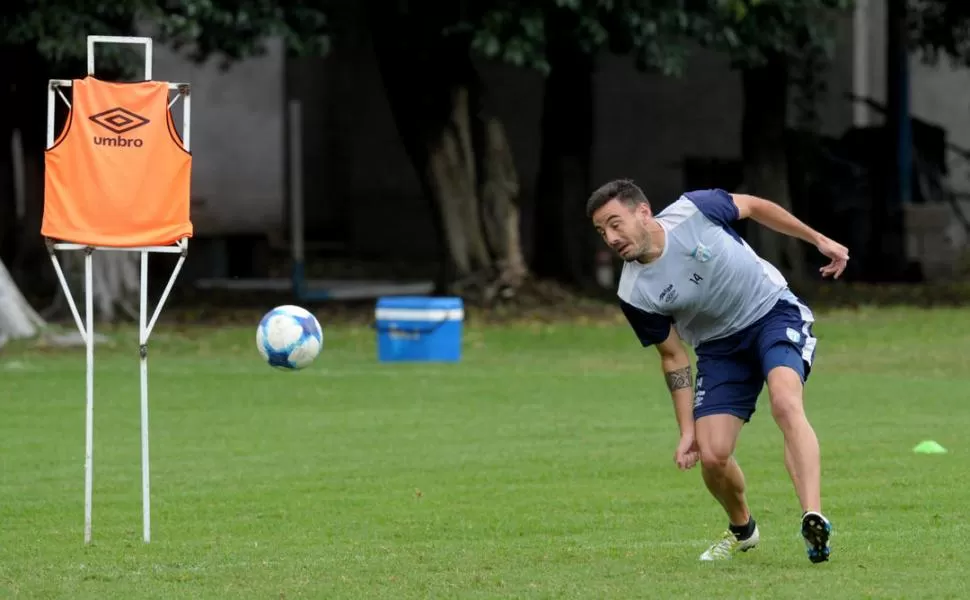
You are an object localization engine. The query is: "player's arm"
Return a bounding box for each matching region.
[618,300,694,434]
[618,300,698,469]
[730,193,821,245]
[655,327,694,438]
[730,192,850,278]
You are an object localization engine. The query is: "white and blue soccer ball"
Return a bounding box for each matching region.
[256,305,323,370]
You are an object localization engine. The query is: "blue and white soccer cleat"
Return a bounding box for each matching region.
[801,511,832,563]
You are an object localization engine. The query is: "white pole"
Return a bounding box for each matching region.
[62,34,190,545]
[853,0,870,127]
[85,36,154,79]
[145,249,187,340]
[144,39,153,81]
[47,252,87,340]
[83,250,95,545]
[288,100,305,291]
[46,83,56,149]
[182,89,191,151]
[139,251,151,543]
[86,38,96,76]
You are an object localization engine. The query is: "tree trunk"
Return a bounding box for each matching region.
[533,28,596,286]
[478,117,528,297]
[739,55,807,287]
[368,5,528,301]
[0,258,45,347]
[424,85,492,280]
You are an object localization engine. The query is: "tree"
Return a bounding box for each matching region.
[687,0,854,285]
[456,1,697,288]
[110,2,709,296]
[362,2,525,300]
[159,0,528,300]
[13,1,818,301]
[406,0,970,292]
[463,1,857,288]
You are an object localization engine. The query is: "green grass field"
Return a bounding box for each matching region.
[1,305,969,599]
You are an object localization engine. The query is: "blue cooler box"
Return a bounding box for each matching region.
[374,296,464,362]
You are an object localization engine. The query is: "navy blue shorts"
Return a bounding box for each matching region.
[692,295,817,422]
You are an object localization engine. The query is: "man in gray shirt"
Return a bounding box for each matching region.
[588,179,848,564]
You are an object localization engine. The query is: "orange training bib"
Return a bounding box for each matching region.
[42,76,192,247]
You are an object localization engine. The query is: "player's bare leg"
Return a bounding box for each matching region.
[767,365,820,511]
[767,364,831,563]
[696,414,749,523]
[695,413,759,560]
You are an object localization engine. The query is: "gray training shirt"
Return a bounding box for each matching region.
[617,188,791,348]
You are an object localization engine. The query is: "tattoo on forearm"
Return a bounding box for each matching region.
[664,366,692,392]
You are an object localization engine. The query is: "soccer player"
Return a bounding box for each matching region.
[587,179,848,563]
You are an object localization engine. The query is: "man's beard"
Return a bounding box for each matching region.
[624,233,649,262]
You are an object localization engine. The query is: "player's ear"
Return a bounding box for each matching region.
[636,202,653,220]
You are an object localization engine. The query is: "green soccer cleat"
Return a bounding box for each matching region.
[699,526,760,561]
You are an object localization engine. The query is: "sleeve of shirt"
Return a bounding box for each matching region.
[619,300,672,347]
[684,188,740,227]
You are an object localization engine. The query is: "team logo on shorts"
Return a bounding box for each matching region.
[787,327,801,343]
[691,243,712,263]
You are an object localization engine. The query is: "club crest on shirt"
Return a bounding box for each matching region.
[690,242,713,263]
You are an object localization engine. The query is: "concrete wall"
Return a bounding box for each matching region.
[590,22,855,212]
[150,37,286,236]
[854,0,970,276]
[857,0,970,196]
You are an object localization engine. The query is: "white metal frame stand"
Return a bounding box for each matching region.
[44,35,192,544]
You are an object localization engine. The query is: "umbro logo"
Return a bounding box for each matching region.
[89,107,151,134]
[89,107,150,148]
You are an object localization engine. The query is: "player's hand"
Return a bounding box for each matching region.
[674,435,699,471]
[815,235,849,279]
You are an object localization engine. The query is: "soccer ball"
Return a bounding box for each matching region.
[256,305,323,370]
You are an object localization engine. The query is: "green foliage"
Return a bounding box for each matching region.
[448,0,856,123]
[155,0,332,67]
[451,0,854,130]
[1,0,155,71]
[458,5,548,73]
[692,0,854,68]
[4,0,861,79]
[452,1,696,77]
[909,0,970,66]
[0,1,331,73]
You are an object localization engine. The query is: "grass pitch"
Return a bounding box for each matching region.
[1,306,968,599]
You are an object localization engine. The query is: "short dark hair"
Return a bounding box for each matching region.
[585,179,650,218]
